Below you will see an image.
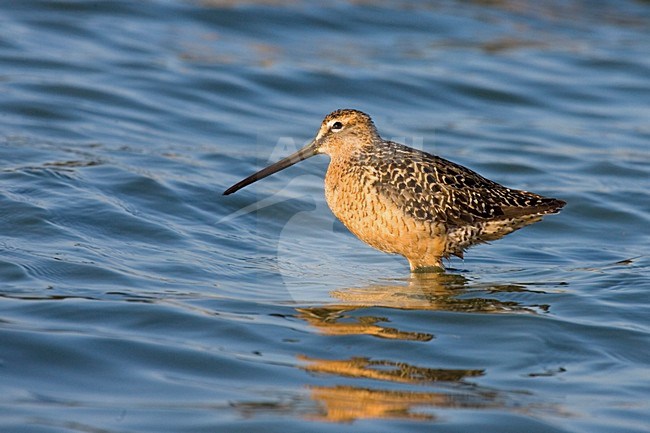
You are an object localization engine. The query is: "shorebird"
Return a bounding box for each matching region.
[224,109,565,272]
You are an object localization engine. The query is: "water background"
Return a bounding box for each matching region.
[1,1,649,432]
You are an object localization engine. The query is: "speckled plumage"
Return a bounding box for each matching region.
[224,109,565,271]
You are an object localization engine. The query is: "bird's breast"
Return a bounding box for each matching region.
[323,160,445,263]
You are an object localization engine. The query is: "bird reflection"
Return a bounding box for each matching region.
[306,385,503,422]
[233,274,557,423]
[296,306,434,341]
[297,272,544,341]
[286,273,552,422]
[299,355,484,384]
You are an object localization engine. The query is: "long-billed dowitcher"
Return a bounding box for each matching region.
[224,109,565,271]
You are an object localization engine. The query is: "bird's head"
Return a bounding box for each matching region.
[223,109,378,195]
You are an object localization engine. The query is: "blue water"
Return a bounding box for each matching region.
[1,1,649,432]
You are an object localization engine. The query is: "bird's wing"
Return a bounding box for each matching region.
[366,142,562,227]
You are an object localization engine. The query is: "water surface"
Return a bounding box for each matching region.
[1,1,649,432]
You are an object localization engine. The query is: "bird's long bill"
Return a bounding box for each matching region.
[223,140,319,195]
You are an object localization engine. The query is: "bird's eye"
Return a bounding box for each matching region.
[331,121,344,131]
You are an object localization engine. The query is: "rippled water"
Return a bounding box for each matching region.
[1,1,649,432]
